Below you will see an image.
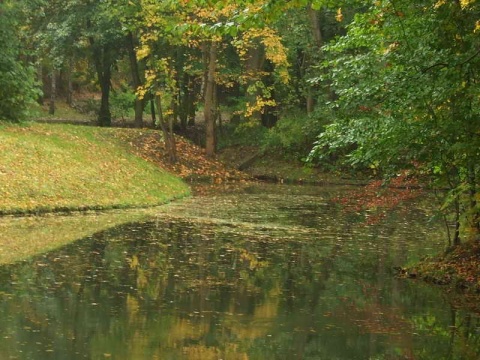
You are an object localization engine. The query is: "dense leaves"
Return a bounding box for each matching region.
[0,1,38,121]
[309,0,480,243]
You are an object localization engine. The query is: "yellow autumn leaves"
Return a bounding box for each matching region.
[134,0,290,119]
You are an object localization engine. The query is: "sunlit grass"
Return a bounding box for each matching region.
[0,122,190,215]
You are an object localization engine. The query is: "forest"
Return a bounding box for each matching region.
[1,0,479,246]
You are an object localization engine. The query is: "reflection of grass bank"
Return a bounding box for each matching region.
[0,209,156,264]
[0,123,190,215]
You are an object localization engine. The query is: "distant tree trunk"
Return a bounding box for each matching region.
[187,75,200,126]
[90,39,114,127]
[66,59,74,106]
[150,96,156,125]
[127,32,144,128]
[204,42,217,157]
[467,164,480,239]
[155,94,177,163]
[306,4,323,114]
[37,65,44,105]
[97,63,112,127]
[179,72,191,132]
[245,45,265,122]
[453,197,461,246]
[49,68,56,115]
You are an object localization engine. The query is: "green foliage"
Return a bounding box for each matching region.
[309,0,480,240]
[110,88,137,120]
[262,111,326,160]
[0,1,39,121]
[218,121,268,149]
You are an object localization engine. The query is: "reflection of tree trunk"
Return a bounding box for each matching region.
[448,308,456,359]
[49,68,56,115]
[204,42,217,157]
[127,32,144,128]
[155,94,177,163]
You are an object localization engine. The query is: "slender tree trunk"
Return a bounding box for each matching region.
[37,64,44,105]
[453,197,461,246]
[49,68,56,115]
[245,45,265,122]
[155,94,177,163]
[467,164,480,239]
[66,59,74,106]
[98,64,112,127]
[306,3,323,113]
[187,75,199,126]
[150,96,156,125]
[204,42,217,157]
[127,32,144,128]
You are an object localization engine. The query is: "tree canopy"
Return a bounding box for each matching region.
[0,0,38,121]
[309,0,480,243]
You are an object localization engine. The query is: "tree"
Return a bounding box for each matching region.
[134,0,293,158]
[0,0,38,122]
[309,0,480,244]
[25,0,126,127]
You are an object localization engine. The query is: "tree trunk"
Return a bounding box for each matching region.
[127,32,144,128]
[155,94,177,163]
[98,65,112,127]
[467,164,480,240]
[453,197,461,246]
[204,42,217,157]
[306,4,324,113]
[66,59,74,106]
[150,96,156,126]
[308,4,323,47]
[49,68,56,115]
[37,64,44,105]
[245,45,265,122]
[187,75,199,126]
[90,40,113,127]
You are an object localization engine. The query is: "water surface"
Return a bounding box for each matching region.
[1,184,479,359]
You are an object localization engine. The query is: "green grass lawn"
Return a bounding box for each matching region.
[0,122,190,215]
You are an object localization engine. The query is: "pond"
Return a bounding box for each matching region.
[1,184,479,359]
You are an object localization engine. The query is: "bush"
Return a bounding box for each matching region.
[262,110,327,160]
[111,88,136,120]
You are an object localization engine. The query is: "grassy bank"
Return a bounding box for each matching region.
[0,122,190,214]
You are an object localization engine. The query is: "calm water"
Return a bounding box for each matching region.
[1,184,479,359]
